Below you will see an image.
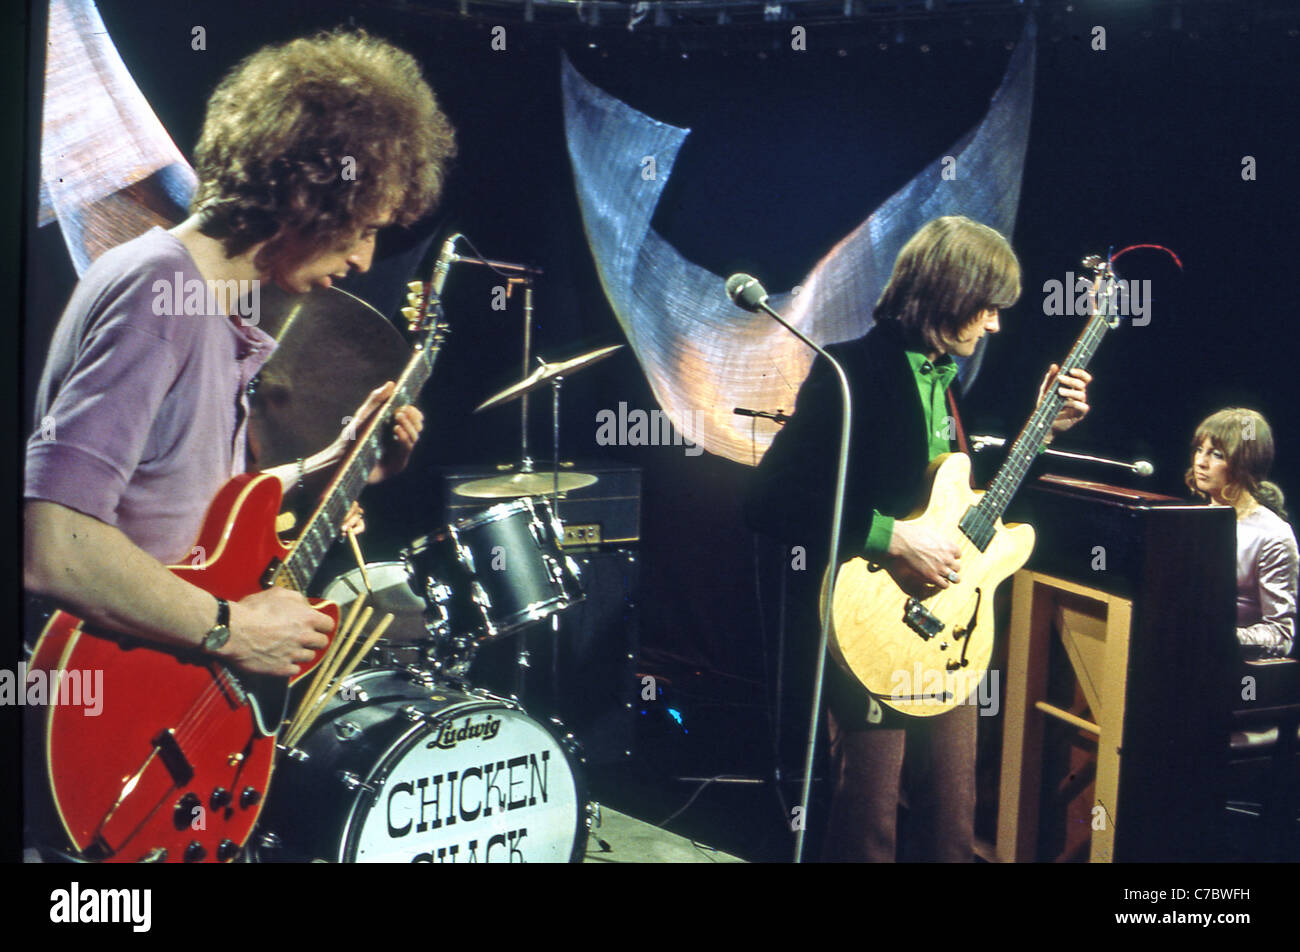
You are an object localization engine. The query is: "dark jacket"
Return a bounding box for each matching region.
[744,317,967,728]
[745,317,965,566]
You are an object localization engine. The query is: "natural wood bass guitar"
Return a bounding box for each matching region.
[827,257,1120,717]
[26,257,452,861]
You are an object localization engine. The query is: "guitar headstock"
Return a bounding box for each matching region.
[401,281,433,334]
[1081,253,1122,329]
[400,233,461,335]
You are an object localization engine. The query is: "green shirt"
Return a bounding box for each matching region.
[863,351,959,555]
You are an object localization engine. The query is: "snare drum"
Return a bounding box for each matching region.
[404,497,582,645]
[257,668,589,863]
[321,562,443,669]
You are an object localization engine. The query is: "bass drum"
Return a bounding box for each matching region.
[256,668,589,863]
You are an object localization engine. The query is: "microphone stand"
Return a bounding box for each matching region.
[971,435,1154,476]
[746,297,853,865]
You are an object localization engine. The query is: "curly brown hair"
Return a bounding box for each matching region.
[874,216,1021,353]
[190,29,456,271]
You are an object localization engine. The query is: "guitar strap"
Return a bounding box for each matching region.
[946,387,970,455]
[946,387,976,489]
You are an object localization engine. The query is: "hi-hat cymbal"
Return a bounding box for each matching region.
[475,344,623,413]
[453,471,599,499]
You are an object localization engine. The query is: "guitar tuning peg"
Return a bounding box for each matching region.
[407,281,424,294]
[401,306,420,328]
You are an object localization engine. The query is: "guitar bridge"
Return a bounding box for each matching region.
[903,598,945,641]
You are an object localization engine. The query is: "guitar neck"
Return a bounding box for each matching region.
[272,324,446,592]
[961,293,1115,550]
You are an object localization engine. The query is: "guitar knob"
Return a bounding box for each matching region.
[216,839,240,862]
[239,786,261,809]
[174,792,201,830]
[184,840,207,863]
[210,787,232,809]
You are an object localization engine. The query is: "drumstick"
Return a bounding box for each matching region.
[345,526,373,595]
[286,602,372,740]
[286,612,394,747]
[330,612,395,694]
[287,591,367,736]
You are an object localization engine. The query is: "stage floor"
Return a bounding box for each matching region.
[582,806,745,864]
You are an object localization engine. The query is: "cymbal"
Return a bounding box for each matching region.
[246,284,410,537]
[246,284,410,471]
[453,471,599,499]
[475,344,623,413]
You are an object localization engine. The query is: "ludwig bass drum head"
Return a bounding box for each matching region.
[346,700,583,863]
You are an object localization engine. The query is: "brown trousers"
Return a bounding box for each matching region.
[821,701,978,862]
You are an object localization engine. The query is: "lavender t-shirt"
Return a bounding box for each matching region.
[26,227,276,564]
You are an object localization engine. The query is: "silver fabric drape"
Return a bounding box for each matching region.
[562,21,1036,465]
[40,0,197,275]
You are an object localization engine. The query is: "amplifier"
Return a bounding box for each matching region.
[439,462,642,547]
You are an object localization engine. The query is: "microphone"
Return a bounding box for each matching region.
[734,406,791,425]
[970,434,1155,476]
[726,273,770,313]
[430,233,463,296]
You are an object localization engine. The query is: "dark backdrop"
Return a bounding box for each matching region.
[23,0,1300,685]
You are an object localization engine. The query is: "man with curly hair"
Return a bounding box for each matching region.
[25,30,457,678]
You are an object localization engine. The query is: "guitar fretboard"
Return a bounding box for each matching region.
[273,323,446,593]
[959,280,1116,551]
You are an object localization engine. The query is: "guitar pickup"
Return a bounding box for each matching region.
[903,598,945,641]
[153,728,195,787]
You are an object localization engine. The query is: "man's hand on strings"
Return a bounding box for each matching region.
[1038,365,1092,442]
[324,382,424,483]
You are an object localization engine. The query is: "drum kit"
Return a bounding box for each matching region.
[247,251,623,863]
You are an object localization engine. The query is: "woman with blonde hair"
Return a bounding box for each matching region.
[1187,408,1298,658]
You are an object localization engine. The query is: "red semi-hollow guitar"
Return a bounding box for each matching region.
[27,251,453,862]
[29,474,337,863]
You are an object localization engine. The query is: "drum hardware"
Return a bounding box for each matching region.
[404,666,438,687]
[333,720,363,741]
[337,771,376,795]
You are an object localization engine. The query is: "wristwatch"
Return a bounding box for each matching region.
[202,598,231,653]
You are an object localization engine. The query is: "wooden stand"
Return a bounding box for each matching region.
[996,570,1131,862]
[995,480,1237,862]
